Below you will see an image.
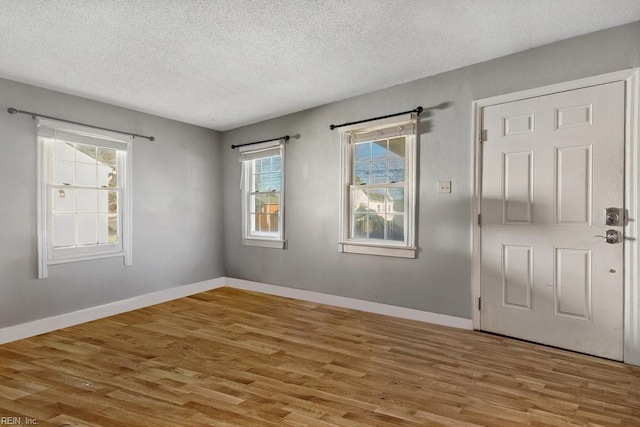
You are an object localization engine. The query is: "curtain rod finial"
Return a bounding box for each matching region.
[7,107,17,114]
[149,136,155,141]
[416,106,423,115]
[329,124,336,130]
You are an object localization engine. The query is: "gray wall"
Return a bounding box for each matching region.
[1,21,637,330]
[222,21,640,319]
[0,78,224,328]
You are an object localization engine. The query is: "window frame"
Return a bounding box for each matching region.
[338,113,418,258]
[240,141,286,249]
[37,118,133,278]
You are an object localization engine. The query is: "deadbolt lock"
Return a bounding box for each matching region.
[605,207,623,226]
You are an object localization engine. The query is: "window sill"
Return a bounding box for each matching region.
[48,251,126,265]
[338,242,416,258]
[243,238,287,249]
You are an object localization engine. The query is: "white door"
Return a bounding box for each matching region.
[480,81,625,360]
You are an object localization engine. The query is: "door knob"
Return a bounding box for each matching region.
[594,229,621,244]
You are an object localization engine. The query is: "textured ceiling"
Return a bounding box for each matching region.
[0,1,639,131]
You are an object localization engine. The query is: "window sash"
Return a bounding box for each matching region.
[352,136,407,185]
[248,190,281,238]
[349,182,408,245]
[48,185,122,248]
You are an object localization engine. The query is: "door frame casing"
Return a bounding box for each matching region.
[471,69,640,365]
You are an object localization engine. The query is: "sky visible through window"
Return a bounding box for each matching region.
[354,137,405,185]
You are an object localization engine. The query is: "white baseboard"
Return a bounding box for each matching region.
[0,277,226,345]
[226,277,473,330]
[1,276,472,345]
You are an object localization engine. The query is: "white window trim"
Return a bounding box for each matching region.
[338,113,418,258]
[240,140,286,249]
[37,118,133,278]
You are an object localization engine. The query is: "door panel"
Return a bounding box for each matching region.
[502,244,533,310]
[480,81,625,360]
[555,145,592,226]
[554,248,591,320]
[503,151,534,224]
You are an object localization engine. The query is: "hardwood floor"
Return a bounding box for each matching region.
[1,287,640,426]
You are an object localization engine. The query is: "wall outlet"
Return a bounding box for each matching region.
[437,181,451,194]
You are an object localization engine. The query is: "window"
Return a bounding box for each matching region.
[37,118,132,278]
[338,113,417,258]
[239,140,286,248]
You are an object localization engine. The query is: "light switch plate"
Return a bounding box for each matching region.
[437,181,451,194]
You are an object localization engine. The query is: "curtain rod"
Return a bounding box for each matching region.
[231,135,290,149]
[7,107,155,141]
[329,106,423,130]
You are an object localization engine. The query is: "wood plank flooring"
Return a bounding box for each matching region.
[1,287,640,426]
